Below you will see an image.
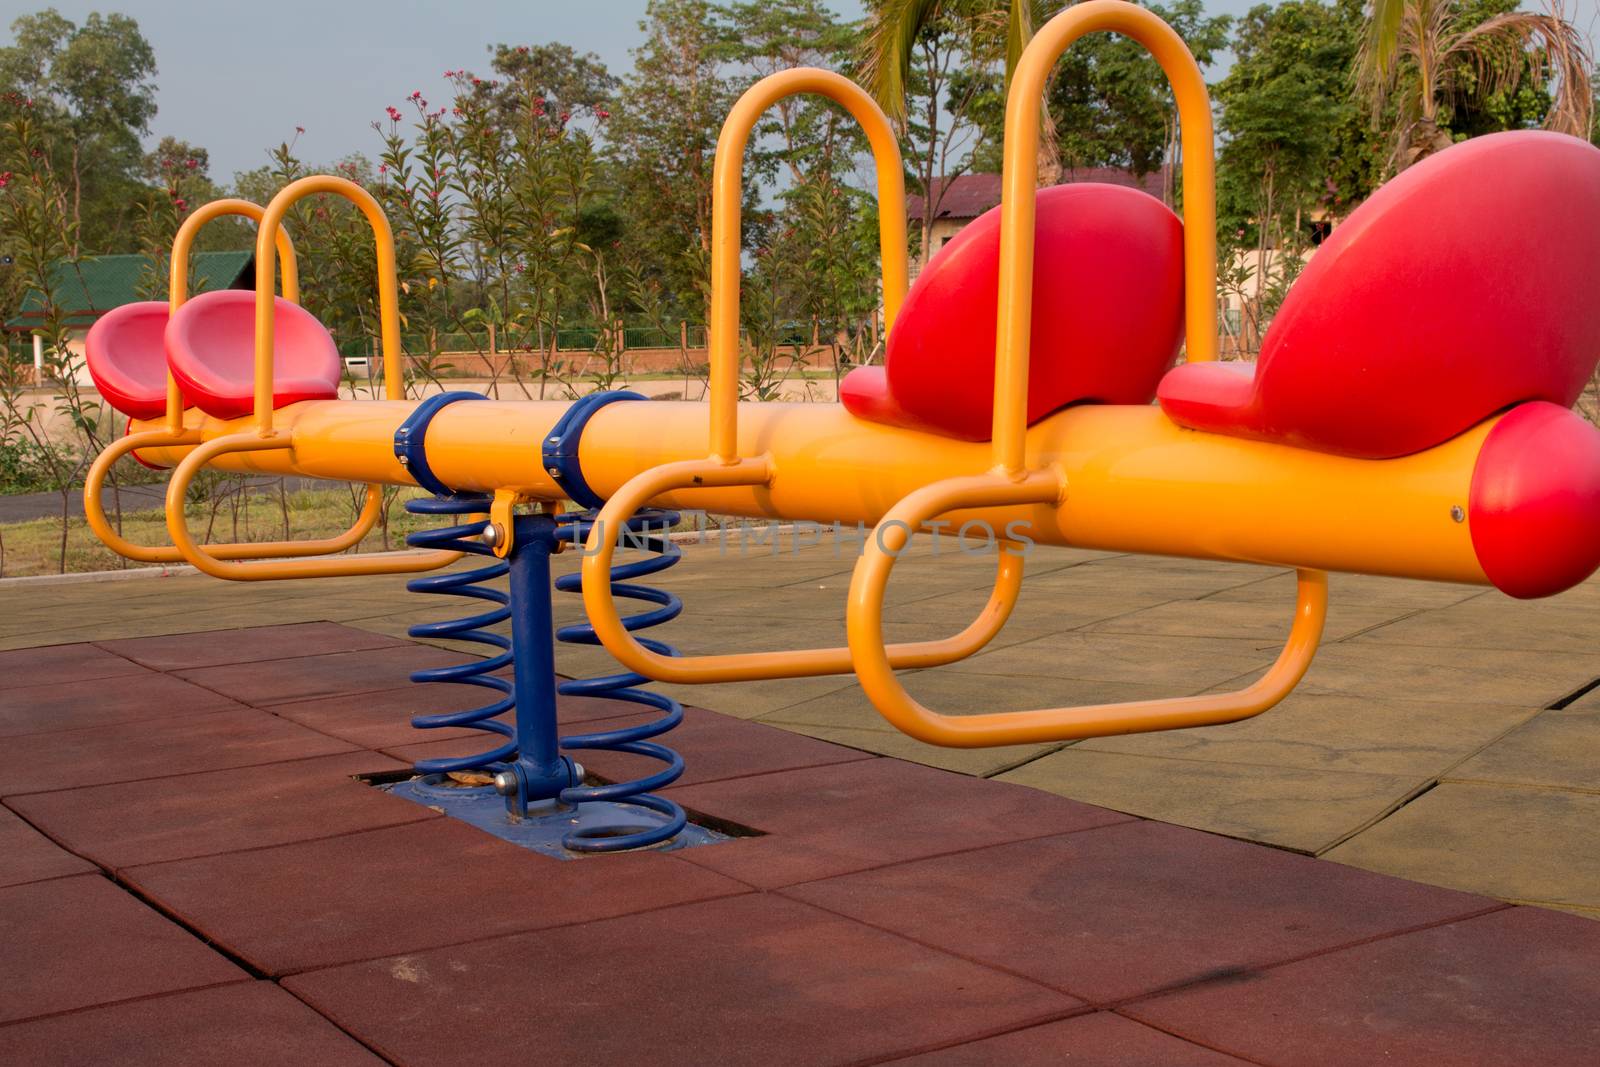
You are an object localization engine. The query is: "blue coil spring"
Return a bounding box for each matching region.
[553,508,688,852]
[403,494,516,774]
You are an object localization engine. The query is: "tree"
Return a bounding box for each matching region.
[606,0,740,320]
[0,10,158,252]
[1357,0,1593,168]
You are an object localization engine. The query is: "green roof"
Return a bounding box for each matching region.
[4,251,255,330]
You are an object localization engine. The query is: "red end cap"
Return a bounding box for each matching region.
[1470,402,1600,599]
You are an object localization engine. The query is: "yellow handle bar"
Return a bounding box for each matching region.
[157,177,455,579]
[583,70,1029,681]
[844,0,1328,746]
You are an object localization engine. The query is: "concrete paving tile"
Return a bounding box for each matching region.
[891,1011,1253,1065]
[1445,703,1600,793]
[939,631,1279,689]
[1075,694,1540,777]
[284,893,1080,1067]
[1351,597,1600,654]
[1086,594,1415,643]
[173,645,467,706]
[761,721,1058,777]
[8,752,429,870]
[0,982,385,1067]
[1208,569,1487,610]
[122,818,749,975]
[1123,906,1600,1067]
[0,670,247,738]
[0,641,149,689]
[568,706,877,788]
[758,670,1172,732]
[668,758,1133,889]
[1255,639,1598,707]
[787,819,1493,1004]
[1324,782,1600,909]
[997,749,1428,854]
[0,708,358,797]
[94,621,404,671]
[0,804,95,887]
[0,874,244,1023]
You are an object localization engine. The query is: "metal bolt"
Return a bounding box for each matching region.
[546,467,561,477]
[1450,505,1465,523]
[548,436,560,444]
[482,524,502,547]
[492,770,517,795]
[397,454,409,465]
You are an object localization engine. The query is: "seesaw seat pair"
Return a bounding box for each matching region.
[86,290,343,422]
[843,130,1600,461]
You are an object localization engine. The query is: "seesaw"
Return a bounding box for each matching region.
[79,2,1600,853]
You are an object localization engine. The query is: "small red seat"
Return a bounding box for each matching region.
[842,183,1185,441]
[1158,131,1600,458]
[85,301,173,420]
[165,289,342,420]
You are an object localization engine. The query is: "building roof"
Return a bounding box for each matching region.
[4,250,255,330]
[906,168,1170,222]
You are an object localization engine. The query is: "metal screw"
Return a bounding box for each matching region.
[1450,505,1465,523]
[482,524,502,547]
[546,467,561,477]
[397,454,409,465]
[492,770,517,795]
[548,436,560,444]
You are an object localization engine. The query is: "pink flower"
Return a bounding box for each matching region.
[411,90,422,100]
[560,110,570,123]
[185,158,198,170]
[386,106,403,122]
[445,70,456,78]
[0,172,11,188]
[296,125,305,134]
[595,108,610,121]
[379,163,388,173]
[173,197,188,211]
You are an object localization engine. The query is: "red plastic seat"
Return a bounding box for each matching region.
[841,182,1185,441]
[1158,131,1600,459]
[165,289,342,420]
[85,301,173,420]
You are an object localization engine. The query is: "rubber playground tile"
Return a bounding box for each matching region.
[571,706,877,788]
[1323,782,1600,910]
[0,874,243,1024]
[786,819,1495,1004]
[0,804,94,888]
[95,621,405,671]
[0,708,357,797]
[997,747,1428,854]
[0,670,248,738]
[667,758,1133,889]
[0,641,150,690]
[1123,905,1600,1066]
[9,752,428,871]
[284,893,1080,1067]
[172,644,468,706]
[283,685,643,752]
[122,817,749,975]
[892,1011,1254,1065]
[0,981,385,1066]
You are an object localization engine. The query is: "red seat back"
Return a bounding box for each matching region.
[842,183,1185,440]
[165,289,342,420]
[85,301,172,420]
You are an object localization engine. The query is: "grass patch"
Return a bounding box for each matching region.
[0,484,436,578]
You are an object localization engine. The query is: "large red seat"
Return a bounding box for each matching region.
[165,289,343,420]
[85,301,173,420]
[841,182,1185,441]
[1158,131,1600,459]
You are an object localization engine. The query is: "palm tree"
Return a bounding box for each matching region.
[860,0,1042,122]
[1356,0,1593,169]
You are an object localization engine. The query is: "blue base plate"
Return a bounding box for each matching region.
[381,775,730,860]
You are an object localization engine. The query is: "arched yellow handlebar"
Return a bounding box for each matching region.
[159,176,456,580]
[584,69,1031,681]
[82,198,375,566]
[843,0,1329,746]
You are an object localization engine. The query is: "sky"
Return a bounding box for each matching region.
[2,0,1596,182]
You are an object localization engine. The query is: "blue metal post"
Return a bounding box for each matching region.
[501,513,579,815]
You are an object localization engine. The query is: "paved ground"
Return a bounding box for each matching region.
[1,534,1595,920]
[3,620,1598,1064]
